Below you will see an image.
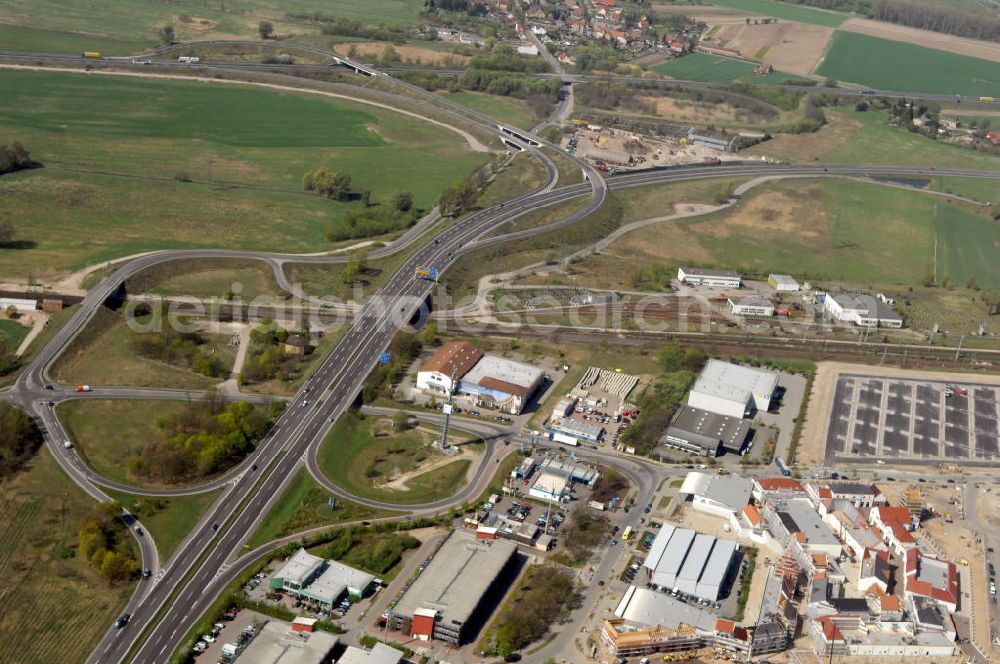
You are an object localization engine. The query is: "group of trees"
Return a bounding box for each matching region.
[239,322,303,385]
[303,168,353,202]
[489,565,578,657]
[438,159,499,217]
[361,332,423,402]
[78,502,141,584]
[130,321,228,378]
[326,197,420,243]
[316,528,420,575]
[0,141,37,175]
[286,14,408,43]
[621,344,705,455]
[0,403,42,479]
[127,398,275,483]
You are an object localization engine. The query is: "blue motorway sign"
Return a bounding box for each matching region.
[379,352,391,364]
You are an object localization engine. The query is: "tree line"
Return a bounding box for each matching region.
[127,397,277,483]
[0,403,42,479]
[78,501,140,584]
[621,344,706,456]
[779,0,1000,42]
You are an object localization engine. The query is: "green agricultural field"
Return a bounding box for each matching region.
[606,178,979,286]
[444,91,537,130]
[0,318,30,350]
[934,205,1000,290]
[816,31,1000,98]
[746,108,1000,171]
[52,307,237,390]
[316,411,476,505]
[0,0,423,54]
[0,448,133,663]
[105,489,223,562]
[0,69,488,275]
[247,469,398,549]
[58,399,190,487]
[709,0,846,27]
[652,52,804,84]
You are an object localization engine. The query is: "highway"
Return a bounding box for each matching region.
[0,53,606,662]
[1,42,983,104]
[3,44,1000,664]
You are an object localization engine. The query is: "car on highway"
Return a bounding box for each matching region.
[250,463,257,471]
[43,384,54,390]
[114,614,130,629]
[212,523,219,531]
[142,569,152,578]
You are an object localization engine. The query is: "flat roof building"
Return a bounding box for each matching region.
[237,620,339,664]
[391,530,517,644]
[337,643,403,664]
[661,406,752,457]
[768,274,800,292]
[677,267,741,289]
[678,472,754,518]
[728,297,774,318]
[529,470,569,501]
[460,355,544,414]
[688,359,778,418]
[614,586,718,630]
[269,550,375,608]
[545,416,604,443]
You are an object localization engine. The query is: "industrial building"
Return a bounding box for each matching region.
[391,530,517,644]
[823,293,903,328]
[727,297,774,317]
[336,643,403,664]
[236,620,339,664]
[614,586,718,630]
[528,456,599,500]
[660,406,752,457]
[642,525,738,601]
[768,274,800,292]
[677,267,741,288]
[678,472,754,518]
[459,355,544,414]
[529,470,569,501]
[687,359,777,419]
[415,342,483,393]
[269,549,375,608]
[545,416,604,444]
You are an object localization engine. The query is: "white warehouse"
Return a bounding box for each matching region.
[687,359,778,419]
[642,525,737,601]
[677,267,741,288]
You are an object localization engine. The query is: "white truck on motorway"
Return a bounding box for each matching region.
[64,441,73,449]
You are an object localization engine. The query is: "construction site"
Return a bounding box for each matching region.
[564,123,739,173]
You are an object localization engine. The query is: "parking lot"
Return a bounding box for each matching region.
[826,374,1000,462]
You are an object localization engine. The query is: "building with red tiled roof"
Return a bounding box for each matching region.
[753,477,805,501]
[869,505,917,557]
[903,549,958,611]
[416,342,483,394]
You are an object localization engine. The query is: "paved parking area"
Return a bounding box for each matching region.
[826,375,1000,463]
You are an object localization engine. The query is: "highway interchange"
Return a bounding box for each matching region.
[2,43,1000,663]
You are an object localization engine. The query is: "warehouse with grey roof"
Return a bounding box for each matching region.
[659,406,751,457]
[391,530,517,644]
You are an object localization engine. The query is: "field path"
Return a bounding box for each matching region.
[841,18,1000,64]
[0,64,493,153]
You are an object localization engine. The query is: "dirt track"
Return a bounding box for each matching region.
[842,18,1000,64]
